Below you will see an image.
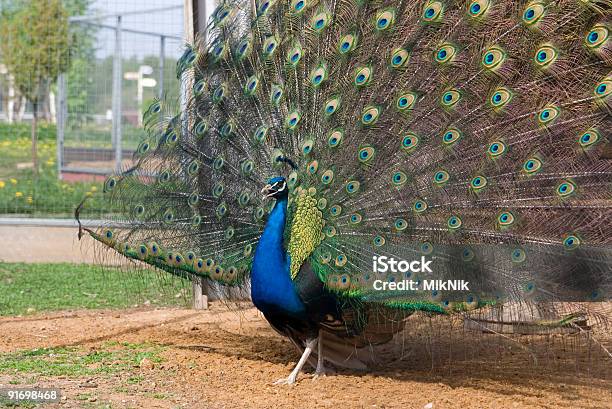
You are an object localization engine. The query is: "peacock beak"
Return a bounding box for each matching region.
[261,184,274,198]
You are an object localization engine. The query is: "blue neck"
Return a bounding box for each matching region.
[251,196,306,317]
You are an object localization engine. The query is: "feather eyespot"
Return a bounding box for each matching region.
[434,43,457,64]
[447,215,462,229]
[390,48,410,69]
[270,85,283,106]
[441,89,461,108]
[585,24,609,50]
[537,105,560,126]
[285,110,302,130]
[310,63,329,87]
[562,234,581,250]
[394,218,408,231]
[481,46,506,71]
[324,96,341,116]
[497,211,515,227]
[311,12,331,32]
[401,133,419,153]
[556,180,576,197]
[534,44,558,69]
[396,92,417,112]
[328,130,343,147]
[338,33,357,55]
[522,157,542,174]
[422,1,444,22]
[345,180,360,194]
[487,141,506,158]
[373,235,385,247]
[413,200,427,213]
[578,128,600,149]
[470,175,488,190]
[468,0,491,18]
[392,171,407,187]
[354,66,372,87]
[442,128,462,146]
[375,9,395,31]
[433,170,450,185]
[358,146,375,164]
[511,248,526,263]
[361,106,380,125]
[522,1,545,26]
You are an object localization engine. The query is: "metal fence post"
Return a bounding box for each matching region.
[56,73,67,180]
[159,36,165,100]
[112,15,123,174]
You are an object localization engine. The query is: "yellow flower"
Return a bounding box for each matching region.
[90,186,98,192]
[46,160,55,166]
[15,191,23,198]
[27,196,33,204]
[85,191,93,197]
[10,178,17,185]
[0,181,5,189]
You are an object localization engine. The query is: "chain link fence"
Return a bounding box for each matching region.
[0,0,185,217]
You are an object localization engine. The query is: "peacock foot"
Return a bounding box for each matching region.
[311,367,334,379]
[273,374,298,385]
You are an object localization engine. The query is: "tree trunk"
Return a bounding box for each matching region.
[31,101,38,176]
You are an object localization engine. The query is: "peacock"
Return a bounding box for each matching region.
[77,0,612,384]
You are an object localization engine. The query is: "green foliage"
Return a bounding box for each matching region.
[0,0,71,103]
[0,262,191,316]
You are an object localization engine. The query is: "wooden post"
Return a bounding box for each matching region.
[192,277,209,309]
[185,0,210,310]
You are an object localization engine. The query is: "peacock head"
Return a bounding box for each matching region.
[261,177,288,200]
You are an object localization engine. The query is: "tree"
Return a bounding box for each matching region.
[0,0,71,175]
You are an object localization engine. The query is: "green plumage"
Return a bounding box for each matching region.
[82,0,611,328]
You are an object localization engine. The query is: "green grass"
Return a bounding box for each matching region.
[0,122,142,216]
[0,263,191,316]
[0,342,165,378]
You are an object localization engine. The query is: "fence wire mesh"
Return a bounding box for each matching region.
[0,0,185,218]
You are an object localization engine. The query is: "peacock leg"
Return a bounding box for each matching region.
[312,329,327,378]
[274,337,318,385]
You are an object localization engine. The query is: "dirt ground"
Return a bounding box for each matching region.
[1,305,610,409]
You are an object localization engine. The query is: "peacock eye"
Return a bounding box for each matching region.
[487,141,506,157]
[375,9,395,31]
[522,157,542,174]
[481,46,506,70]
[585,24,609,50]
[442,128,462,146]
[467,0,491,18]
[354,66,372,87]
[578,128,600,149]
[401,132,419,152]
[537,105,560,126]
[338,33,357,54]
[489,87,513,110]
[361,106,380,125]
[311,12,331,32]
[390,48,410,69]
[534,44,558,69]
[392,171,407,187]
[470,175,488,190]
[422,1,444,22]
[562,234,581,250]
[441,89,461,108]
[522,1,545,26]
[447,215,462,229]
[434,43,457,64]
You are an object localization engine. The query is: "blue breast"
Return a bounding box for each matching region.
[251,197,307,317]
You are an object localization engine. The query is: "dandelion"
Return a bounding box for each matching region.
[90,186,98,192]
[85,191,93,197]
[10,178,17,185]
[0,181,5,189]
[46,159,55,166]
[27,196,33,204]
[15,191,23,198]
